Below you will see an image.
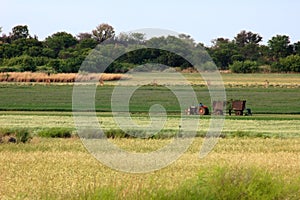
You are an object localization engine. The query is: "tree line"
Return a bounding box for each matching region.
[0,24,300,73]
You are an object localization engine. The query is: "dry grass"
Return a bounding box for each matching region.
[0,112,299,198]
[184,73,300,88]
[1,72,299,88]
[0,72,130,83]
[0,138,299,199]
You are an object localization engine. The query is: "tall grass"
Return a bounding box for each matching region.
[1,138,300,199]
[0,72,130,83]
[37,128,73,138]
[0,128,31,143]
[70,165,299,199]
[151,165,298,200]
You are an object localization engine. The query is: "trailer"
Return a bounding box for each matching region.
[212,101,226,115]
[231,100,246,115]
[212,100,252,116]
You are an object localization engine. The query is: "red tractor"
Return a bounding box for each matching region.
[186,103,209,115]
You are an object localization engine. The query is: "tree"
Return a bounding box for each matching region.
[12,37,42,55]
[178,33,195,47]
[76,32,97,49]
[235,30,262,47]
[115,32,145,46]
[257,44,272,65]
[209,38,238,69]
[293,41,300,55]
[276,55,300,72]
[268,35,293,61]
[10,25,30,40]
[229,60,259,73]
[129,32,145,44]
[92,23,115,43]
[77,32,93,41]
[234,30,262,61]
[44,32,78,57]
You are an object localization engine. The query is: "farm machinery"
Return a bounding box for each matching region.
[185,103,209,115]
[186,100,252,116]
[213,100,252,116]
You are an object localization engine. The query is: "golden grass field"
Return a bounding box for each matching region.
[0,112,300,199]
[0,137,300,199]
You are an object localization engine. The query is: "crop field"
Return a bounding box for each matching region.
[0,73,300,199]
[0,84,300,114]
[1,137,300,199]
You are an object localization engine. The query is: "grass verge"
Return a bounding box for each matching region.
[70,165,299,200]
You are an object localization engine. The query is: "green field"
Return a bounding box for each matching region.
[1,73,300,199]
[0,84,299,114]
[1,112,300,139]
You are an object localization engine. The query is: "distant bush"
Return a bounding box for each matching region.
[0,66,20,72]
[105,129,129,138]
[2,55,36,72]
[0,128,31,143]
[16,129,31,143]
[38,128,73,138]
[272,54,300,72]
[230,60,260,73]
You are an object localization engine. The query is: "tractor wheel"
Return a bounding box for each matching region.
[235,110,243,116]
[199,107,209,115]
[199,107,205,115]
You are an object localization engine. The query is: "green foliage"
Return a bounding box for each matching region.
[229,60,259,73]
[10,25,30,41]
[2,55,36,71]
[0,65,20,72]
[44,32,78,56]
[268,35,293,60]
[0,128,31,143]
[166,166,292,200]
[273,54,300,72]
[16,129,31,143]
[37,128,73,138]
[78,166,297,199]
[1,25,300,73]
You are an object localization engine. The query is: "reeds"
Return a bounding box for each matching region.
[0,72,129,83]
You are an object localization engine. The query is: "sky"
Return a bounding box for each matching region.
[1,0,300,46]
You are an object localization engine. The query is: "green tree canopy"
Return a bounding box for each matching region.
[44,32,78,57]
[268,35,293,61]
[10,25,30,41]
[234,30,262,61]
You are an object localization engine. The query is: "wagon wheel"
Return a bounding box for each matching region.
[215,110,223,115]
[235,110,243,116]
